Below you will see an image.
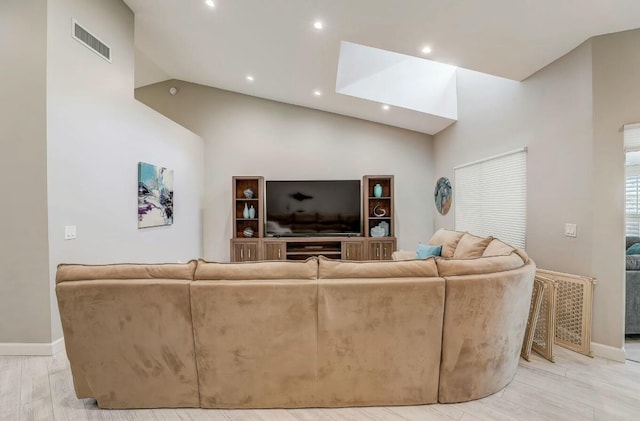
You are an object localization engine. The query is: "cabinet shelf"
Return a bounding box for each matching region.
[364,175,394,240]
[287,251,342,256]
[232,176,264,251]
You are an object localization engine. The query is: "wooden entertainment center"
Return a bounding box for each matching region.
[230,175,396,262]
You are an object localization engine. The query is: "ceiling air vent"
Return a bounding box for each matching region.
[72,19,111,62]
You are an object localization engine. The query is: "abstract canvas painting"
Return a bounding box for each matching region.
[138,162,174,228]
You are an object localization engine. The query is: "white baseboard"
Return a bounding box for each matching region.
[0,337,65,356]
[591,341,626,362]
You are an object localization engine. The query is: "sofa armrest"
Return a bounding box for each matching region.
[391,250,415,261]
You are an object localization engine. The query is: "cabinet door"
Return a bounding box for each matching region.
[233,241,260,262]
[264,242,286,260]
[367,239,396,260]
[244,242,259,261]
[379,239,396,261]
[368,241,382,260]
[342,241,364,261]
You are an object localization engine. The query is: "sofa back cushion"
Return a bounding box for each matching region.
[190,279,318,408]
[452,233,493,258]
[56,277,199,408]
[436,254,526,277]
[438,260,535,403]
[56,261,197,283]
[428,229,465,258]
[482,238,516,256]
[318,256,438,279]
[194,258,317,280]
[316,276,445,406]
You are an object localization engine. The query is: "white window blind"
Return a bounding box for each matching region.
[454,148,527,249]
[624,123,640,152]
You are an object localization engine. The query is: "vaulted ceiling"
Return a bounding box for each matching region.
[125,0,640,134]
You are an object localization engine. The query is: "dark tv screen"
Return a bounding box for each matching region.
[266,180,361,236]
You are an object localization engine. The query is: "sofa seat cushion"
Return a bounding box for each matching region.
[56,261,197,283]
[318,256,438,279]
[436,254,526,277]
[428,229,465,258]
[453,233,493,258]
[195,257,317,280]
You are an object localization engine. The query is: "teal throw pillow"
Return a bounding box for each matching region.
[416,244,442,259]
[627,243,640,255]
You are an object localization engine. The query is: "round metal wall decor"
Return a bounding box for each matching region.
[434,177,452,215]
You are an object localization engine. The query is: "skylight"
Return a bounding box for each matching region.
[336,41,458,120]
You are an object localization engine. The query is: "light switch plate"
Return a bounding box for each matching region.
[565,223,577,238]
[65,225,77,240]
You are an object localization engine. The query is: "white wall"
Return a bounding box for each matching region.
[434,37,632,351]
[591,29,640,350]
[46,0,204,340]
[135,81,434,261]
[435,42,594,274]
[0,0,51,343]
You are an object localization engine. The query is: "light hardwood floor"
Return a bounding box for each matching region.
[626,335,640,363]
[1,346,639,421]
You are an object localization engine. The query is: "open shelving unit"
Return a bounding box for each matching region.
[363,175,396,260]
[363,175,394,237]
[231,176,264,262]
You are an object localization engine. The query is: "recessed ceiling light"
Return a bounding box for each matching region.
[246,75,254,82]
[313,21,323,30]
[313,90,322,96]
[382,104,390,110]
[205,0,215,8]
[421,46,432,54]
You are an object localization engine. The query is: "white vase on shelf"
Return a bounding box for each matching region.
[248,205,256,219]
[243,203,249,219]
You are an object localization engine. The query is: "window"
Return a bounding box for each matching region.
[626,172,640,236]
[625,124,640,236]
[454,148,527,249]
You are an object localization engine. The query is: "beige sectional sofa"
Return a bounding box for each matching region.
[56,229,535,409]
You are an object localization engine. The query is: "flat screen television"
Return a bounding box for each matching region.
[266,180,361,237]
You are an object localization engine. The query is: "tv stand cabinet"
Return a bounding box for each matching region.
[231,236,396,262]
[229,175,397,262]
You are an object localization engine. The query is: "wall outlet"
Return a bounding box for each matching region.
[565,223,577,238]
[64,225,77,240]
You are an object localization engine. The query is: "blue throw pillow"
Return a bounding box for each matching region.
[416,244,442,259]
[627,243,640,255]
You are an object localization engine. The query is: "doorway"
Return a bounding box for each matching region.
[624,150,640,362]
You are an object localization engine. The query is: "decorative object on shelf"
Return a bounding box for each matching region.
[379,221,390,236]
[434,177,452,215]
[243,188,254,199]
[243,203,250,219]
[371,226,385,237]
[248,205,256,219]
[373,183,383,198]
[372,202,386,217]
[138,162,174,228]
[243,227,254,237]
